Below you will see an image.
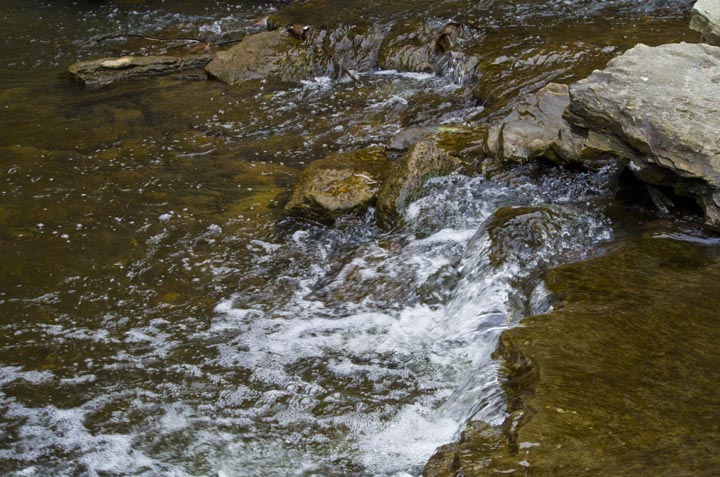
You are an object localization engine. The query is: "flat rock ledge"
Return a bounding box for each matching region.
[691,0,720,46]
[565,42,720,228]
[69,54,212,88]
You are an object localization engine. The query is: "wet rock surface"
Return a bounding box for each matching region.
[379,21,479,82]
[376,141,460,229]
[68,54,212,88]
[565,42,720,228]
[425,235,720,477]
[205,29,311,84]
[285,146,390,224]
[485,83,586,165]
[691,0,720,45]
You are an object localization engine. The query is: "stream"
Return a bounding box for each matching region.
[0,1,708,476]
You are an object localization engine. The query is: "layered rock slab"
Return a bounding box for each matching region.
[565,42,720,228]
[691,0,720,45]
[69,54,212,88]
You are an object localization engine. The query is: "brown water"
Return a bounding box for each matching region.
[0,1,712,476]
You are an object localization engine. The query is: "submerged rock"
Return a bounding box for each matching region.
[425,236,720,476]
[285,147,390,224]
[691,0,720,45]
[205,30,312,84]
[376,141,460,229]
[68,54,212,88]
[423,421,507,477]
[565,42,720,228]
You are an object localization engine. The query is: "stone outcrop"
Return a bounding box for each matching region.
[205,30,312,84]
[485,83,586,165]
[565,42,720,228]
[379,22,478,82]
[68,54,212,88]
[691,0,720,46]
[285,147,391,224]
[376,141,459,228]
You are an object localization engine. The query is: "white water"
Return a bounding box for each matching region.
[5,0,695,474]
[203,167,614,475]
[1,165,615,477]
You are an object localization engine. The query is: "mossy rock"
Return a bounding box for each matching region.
[285,146,391,224]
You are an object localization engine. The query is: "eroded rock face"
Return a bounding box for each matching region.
[285,147,391,224]
[691,0,720,46]
[566,42,720,228]
[68,54,212,88]
[485,83,586,165]
[379,21,478,82]
[376,141,459,229]
[205,30,312,84]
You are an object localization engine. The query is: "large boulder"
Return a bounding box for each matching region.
[285,147,391,224]
[691,0,720,46]
[565,42,720,228]
[376,141,460,229]
[205,30,312,84]
[68,54,212,88]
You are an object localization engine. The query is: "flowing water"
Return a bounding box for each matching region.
[0,0,707,476]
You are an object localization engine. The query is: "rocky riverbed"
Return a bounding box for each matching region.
[2,0,719,475]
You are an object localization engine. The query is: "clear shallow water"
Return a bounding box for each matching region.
[0,0,699,476]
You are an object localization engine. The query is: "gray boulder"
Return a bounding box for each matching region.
[376,141,460,229]
[691,0,720,46]
[485,83,586,165]
[285,147,391,224]
[566,42,720,228]
[386,126,439,154]
[69,54,212,88]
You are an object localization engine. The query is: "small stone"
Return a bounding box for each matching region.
[484,82,589,165]
[285,147,391,224]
